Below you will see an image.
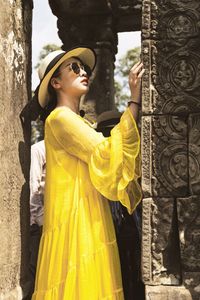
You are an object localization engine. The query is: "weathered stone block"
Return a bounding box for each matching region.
[142,0,200,115]
[189,113,200,195]
[141,116,188,197]
[145,285,192,300]
[142,0,200,42]
[0,286,22,300]
[142,198,181,285]
[0,0,32,296]
[183,272,200,300]
[177,197,200,272]
[142,39,200,115]
[50,0,115,15]
[117,0,142,31]
[141,0,200,298]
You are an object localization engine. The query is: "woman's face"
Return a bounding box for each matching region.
[51,57,90,97]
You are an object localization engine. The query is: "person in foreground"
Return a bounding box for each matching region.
[31,46,144,300]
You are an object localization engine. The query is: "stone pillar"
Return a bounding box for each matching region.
[0,0,32,299]
[141,0,200,299]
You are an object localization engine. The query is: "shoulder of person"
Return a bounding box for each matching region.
[47,107,85,128]
[31,140,45,159]
[48,107,73,120]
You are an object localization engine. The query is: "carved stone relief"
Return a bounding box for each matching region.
[142,39,200,115]
[142,116,188,197]
[177,197,200,272]
[142,1,200,115]
[189,113,200,195]
[146,285,193,300]
[142,198,181,285]
[142,198,152,283]
[142,0,200,298]
[183,272,200,300]
[142,0,200,40]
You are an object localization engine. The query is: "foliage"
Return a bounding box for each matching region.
[31,120,44,145]
[34,44,61,69]
[114,47,141,111]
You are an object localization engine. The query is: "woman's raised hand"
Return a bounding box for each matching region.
[128,61,145,104]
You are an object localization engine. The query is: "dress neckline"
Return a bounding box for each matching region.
[52,106,96,128]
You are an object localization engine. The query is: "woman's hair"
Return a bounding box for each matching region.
[48,65,61,101]
[40,66,60,122]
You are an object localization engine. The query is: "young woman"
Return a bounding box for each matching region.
[32,46,144,300]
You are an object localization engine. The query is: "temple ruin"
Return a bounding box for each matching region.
[0,0,199,299]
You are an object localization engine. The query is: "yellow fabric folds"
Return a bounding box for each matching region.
[89,108,141,214]
[32,106,141,300]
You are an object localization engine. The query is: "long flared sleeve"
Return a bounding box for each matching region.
[47,106,142,214]
[89,108,142,214]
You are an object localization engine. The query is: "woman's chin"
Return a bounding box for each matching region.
[80,86,89,94]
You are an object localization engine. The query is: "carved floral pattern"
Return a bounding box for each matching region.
[142,2,200,296]
[177,197,200,271]
[142,0,200,114]
[142,198,181,284]
[189,114,200,195]
[142,116,188,197]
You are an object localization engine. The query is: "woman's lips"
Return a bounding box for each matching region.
[81,79,89,85]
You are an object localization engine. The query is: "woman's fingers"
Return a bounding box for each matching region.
[130,61,143,73]
[137,68,145,79]
[129,63,144,81]
[131,60,141,69]
[129,60,145,84]
[128,61,145,102]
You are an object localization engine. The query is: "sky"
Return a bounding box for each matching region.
[32,0,141,90]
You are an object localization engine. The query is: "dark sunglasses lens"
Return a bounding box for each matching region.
[84,64,92,77]
[71,62,80,74]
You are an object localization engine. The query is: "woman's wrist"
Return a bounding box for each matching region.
[127,100,141,108]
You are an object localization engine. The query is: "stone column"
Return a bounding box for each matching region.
[141,0,200,299]
[49,0,118,119]
[0,0,32,298]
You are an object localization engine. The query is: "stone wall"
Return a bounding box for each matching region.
[0,1,32,299]
[141,1,200,299]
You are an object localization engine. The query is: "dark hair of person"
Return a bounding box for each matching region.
[39,65,60,122]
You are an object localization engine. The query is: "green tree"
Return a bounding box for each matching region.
[35,43,61,69]
[114,47,141,111]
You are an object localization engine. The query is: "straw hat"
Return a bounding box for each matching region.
[37,46,96,108]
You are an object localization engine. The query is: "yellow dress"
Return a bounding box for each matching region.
[32,106,141,300]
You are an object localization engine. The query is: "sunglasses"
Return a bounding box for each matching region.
[64,62,92,78]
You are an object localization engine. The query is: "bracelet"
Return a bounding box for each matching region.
[128,100,141,107]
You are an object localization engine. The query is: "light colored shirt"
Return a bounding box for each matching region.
[30,140,46,226]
